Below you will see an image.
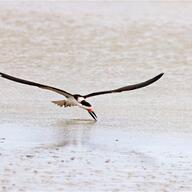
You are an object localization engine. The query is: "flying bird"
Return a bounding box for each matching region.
[0,72,164,121]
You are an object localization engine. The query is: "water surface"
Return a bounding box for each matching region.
[0,2,192,192]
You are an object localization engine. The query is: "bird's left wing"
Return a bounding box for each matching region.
[0,72,73,98]
[84,73,164,98]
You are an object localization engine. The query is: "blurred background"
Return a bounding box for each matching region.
[0,1,191,192]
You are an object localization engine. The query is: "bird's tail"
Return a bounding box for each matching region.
[51,100,76,107]
[52,100,66,107]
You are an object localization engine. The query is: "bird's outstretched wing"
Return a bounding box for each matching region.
[84,73,164,98]
[0,72,73,98]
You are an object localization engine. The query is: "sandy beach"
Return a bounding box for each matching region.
[0,1,192,192]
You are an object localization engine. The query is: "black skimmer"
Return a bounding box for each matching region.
[0,72,164,121]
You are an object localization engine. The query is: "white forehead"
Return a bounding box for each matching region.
[77,97,85,102]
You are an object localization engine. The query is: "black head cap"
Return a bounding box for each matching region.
[81,100,91,107]
[74,94,82,100]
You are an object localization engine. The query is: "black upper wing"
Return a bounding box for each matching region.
[84,73,164,98]
[0,72,73,98]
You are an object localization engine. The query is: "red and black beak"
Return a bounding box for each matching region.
[87,109,97,121]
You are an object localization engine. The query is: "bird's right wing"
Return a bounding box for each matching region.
[84,73,164,98]
[0,72,73,98]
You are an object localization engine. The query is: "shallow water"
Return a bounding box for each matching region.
[0,1,192,192]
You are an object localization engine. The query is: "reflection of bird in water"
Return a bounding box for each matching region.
[0,72,164,121]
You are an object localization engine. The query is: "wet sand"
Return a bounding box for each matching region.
[0,1,192,192]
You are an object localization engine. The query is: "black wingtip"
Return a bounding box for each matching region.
[154,73,164,81]
[158,73,164,78]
